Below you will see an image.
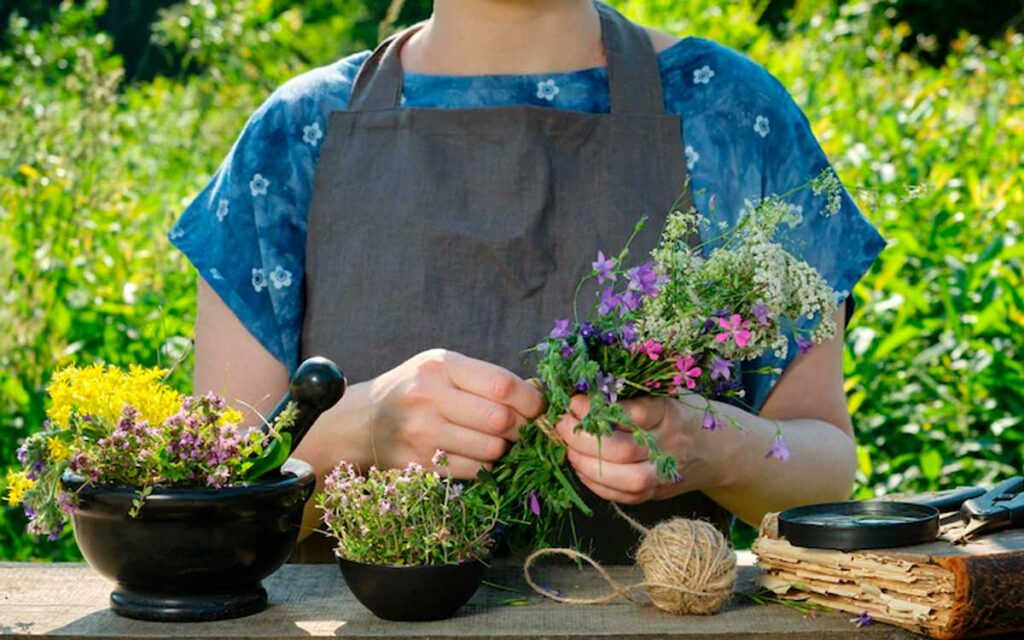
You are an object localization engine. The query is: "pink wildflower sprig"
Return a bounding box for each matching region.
[715,314,753,348]
[673,355,702,391]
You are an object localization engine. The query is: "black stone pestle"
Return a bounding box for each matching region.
[261,356,347,451]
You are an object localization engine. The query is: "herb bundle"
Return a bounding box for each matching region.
[487,171,845,548]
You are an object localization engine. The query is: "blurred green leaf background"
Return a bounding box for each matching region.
[1,0,1022,559]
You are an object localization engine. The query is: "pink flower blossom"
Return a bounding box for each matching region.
[715,314,753,348]
[673,355,702,390]
[431,449,449,467]
[636,339,664,361]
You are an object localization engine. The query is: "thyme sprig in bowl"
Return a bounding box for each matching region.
[318,450,498,621]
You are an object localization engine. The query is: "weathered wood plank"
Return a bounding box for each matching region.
[0,553,918,639]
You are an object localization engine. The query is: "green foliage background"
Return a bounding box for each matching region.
[1,0,1021,559]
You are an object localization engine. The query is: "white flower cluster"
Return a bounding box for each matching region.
[636,172,839,363]
[811,168,844,216]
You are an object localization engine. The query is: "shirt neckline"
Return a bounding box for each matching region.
[398,36,697,83]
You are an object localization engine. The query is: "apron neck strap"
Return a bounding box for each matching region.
[348,1,665,116]
[595,1,666,116]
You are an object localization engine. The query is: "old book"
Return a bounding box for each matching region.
[752,512,1024,639]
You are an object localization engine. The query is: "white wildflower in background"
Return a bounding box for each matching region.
[812,168,844,215]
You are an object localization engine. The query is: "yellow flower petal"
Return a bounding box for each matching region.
[46,363,183,429]
[5,470,35,506]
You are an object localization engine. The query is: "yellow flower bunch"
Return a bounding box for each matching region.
[5,470,35,506]
[217,407,245,427]
[47,436,71,462]
[46,363,183,428]
[13,361,297,538]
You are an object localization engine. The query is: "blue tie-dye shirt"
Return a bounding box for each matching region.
[168,36,886,412]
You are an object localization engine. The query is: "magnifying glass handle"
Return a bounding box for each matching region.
[262,357,347,450]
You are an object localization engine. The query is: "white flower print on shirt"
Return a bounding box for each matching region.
[168,226,185,241]
[209,267,224,281]
[269,265,293,289]
[536,79,560,101]
[693,65,715,84]
[685,145,700,170]
[252,267,268,292]
[250,173,270,197]
[754,115,771,138]
[215,198,229,222]
[302,122,323,146]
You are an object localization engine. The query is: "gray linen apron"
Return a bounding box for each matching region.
[295,1,730,564]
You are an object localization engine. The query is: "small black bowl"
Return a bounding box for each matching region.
[337,556,485,621]
[62,458,315,622]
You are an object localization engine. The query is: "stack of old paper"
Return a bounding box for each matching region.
[753,513,954,634]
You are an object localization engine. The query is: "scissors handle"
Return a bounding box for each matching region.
[897,486,986,513]
[961,476,1024,530]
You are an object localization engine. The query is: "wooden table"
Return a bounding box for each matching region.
[0,552,918,639]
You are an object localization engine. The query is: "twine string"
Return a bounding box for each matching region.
[520,379,736,614]
[522,505,736,611]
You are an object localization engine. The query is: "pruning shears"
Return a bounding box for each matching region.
[945,476,1024,543]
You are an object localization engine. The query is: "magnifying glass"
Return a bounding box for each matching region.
[778,486,987,551]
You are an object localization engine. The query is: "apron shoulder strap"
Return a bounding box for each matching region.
[595,2,667,116]
[348,3,666,116]
[347,23,424,111]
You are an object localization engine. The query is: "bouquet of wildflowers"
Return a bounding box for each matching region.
[6,363,297,539]
[318,450,498,566]
[488,170,845,547]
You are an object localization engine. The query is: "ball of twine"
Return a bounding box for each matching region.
[635,517,736,614]
[524,505,736,615]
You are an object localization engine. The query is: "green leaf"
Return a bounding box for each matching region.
[919,449,943,481]
[245,432,292,482]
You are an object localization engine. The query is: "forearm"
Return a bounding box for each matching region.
[292,379,376,538]
[685,399,857,527]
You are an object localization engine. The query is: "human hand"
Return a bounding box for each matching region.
[368,349,546,479]
[556,394,713,504]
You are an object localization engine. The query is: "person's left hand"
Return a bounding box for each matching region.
[556,394,714,504]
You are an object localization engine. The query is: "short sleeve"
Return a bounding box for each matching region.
[168,93,304,370]
[167,56,364,373]
[741,70,887,412]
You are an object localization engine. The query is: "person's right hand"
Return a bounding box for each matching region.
[367,349,546,479]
